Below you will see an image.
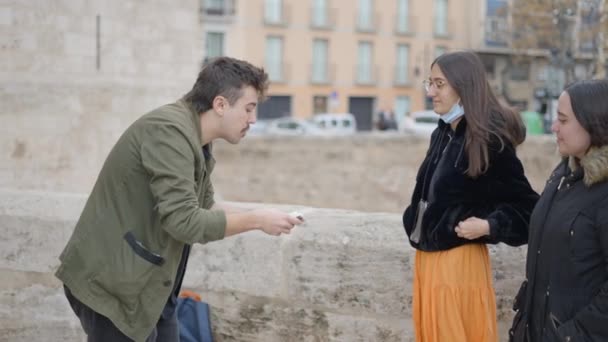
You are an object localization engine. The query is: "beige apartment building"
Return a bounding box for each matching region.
[468,0,554,112]
[471,0,605,115]
[201,0,474,130]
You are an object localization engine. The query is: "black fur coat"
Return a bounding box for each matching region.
[402,118,539,251]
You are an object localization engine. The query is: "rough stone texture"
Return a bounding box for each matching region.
[3,133,560,214]
[1,0,203,195]
[211,134,559,213]
[0,281,85,342]
[0,190,524,341]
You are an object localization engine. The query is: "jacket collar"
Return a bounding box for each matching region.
[437,116,467,136]
[178,98,204,147]
[177,98,214,160]
[568,145,608,187]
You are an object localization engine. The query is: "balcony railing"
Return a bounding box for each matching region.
[267,62,290,84]
[354,65,379,86]
[433,19,454,39]
[310,63,335,85]
[200,0,236,22]
[310,7,337,30]
[484,16,509,47]
[355,12,381,33]
[394,14,417,36]
[393,66,413,87]
[264,2,291,27]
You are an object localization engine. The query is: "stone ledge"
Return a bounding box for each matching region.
[0,190,525,341]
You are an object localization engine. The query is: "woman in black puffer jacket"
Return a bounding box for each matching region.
[510,79,608,342]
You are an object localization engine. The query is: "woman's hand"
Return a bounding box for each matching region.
[455,217,490,240]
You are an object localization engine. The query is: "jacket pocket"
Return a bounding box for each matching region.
[568,212,595,260]
[124,231,165,266]
[550,313,562,330]
[91,231,163,309]
[543,312,565,342]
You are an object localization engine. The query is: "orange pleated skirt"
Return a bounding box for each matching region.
[413,243,497,342]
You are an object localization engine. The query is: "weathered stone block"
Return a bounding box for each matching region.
[0,191,526,342]
[283,210,412,316]
[0,215,73,273]
[184,232,285,298]
[0,7,12,26]
[201,291,413,342]
[0,283,84,341]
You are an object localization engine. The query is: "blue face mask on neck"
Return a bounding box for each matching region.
[440,102,465,124]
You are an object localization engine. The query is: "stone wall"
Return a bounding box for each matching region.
[210,134,560,213]
[0,190,526,341]
[2,132,560,213]
[1,0,203,192]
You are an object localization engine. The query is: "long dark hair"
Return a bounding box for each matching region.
[565,79,608,148]
[432,51,525,177]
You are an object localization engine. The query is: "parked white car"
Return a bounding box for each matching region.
[311,113,357,134]
[247,120,271,135]
[399,110,440,135]
[264,117,324,136]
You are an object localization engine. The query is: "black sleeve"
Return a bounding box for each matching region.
[403,128,441,238]
[482,143,539,246]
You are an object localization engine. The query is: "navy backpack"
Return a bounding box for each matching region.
[177,296,214,342]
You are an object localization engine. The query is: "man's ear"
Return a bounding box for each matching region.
[212,95,226,116]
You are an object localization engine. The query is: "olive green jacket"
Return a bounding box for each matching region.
[55,99,226,341]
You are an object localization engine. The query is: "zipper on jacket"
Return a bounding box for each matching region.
[541,284,551,337]
[442,132,453,155]
[557,176,565,190]
[454,139,465,168]
[432,129,448,164]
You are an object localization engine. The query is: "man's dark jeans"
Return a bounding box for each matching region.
[64,286,179,342]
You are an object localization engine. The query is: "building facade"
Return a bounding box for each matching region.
[472,0,606,113]
[201,0,472,130]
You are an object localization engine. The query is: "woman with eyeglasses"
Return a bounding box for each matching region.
[402,51,539,342]
[509,79,608,342]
